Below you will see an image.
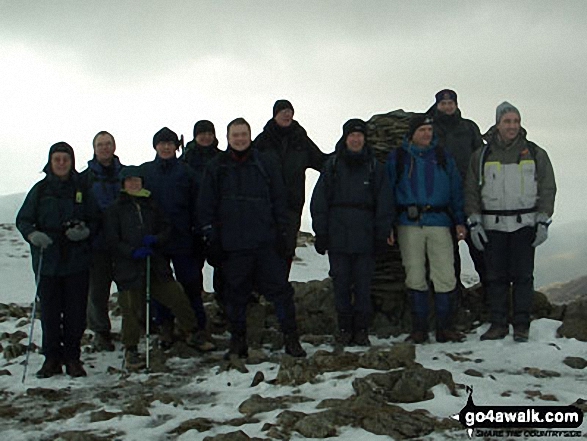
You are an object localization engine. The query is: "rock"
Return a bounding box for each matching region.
[313,350,360,372]
[123,397,151,416]
[250,371,264,387]
[89,409,119,422]
[203,430,267,441]
[275,356,320,386]
[293,412,338,438]
[26,387,70,401]
[557,298,587,341]
[3,343,27,360]
[352,366,457,403]
[0,369,11,376]
[238,394,312,417]
[523,367,561,378]
[359,344,416,370]
[563,356,587,369]
[169,417,214,434]
[463,369,484,377]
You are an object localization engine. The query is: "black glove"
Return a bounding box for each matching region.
[314,235,327,255]
[202,226,224,267]
[275,229,289,259]
[374,238,390,256]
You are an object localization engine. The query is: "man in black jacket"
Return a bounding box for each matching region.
[310,119,394,346]
[428,89,485,287]
[254,100,327,270]
[199,118,306,359]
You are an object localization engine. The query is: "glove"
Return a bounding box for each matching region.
[314,235,327,255]
[275,230,289,259]
[65,222,90,242]
[142,235,158,247]
[532,213,551,247]
[132,246,153,260]
[374,238,390,256]
[201,225,224,267]
[467,214,488,251]
[28,231,53,249]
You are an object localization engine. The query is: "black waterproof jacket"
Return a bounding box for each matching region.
[254,119,326,214]
[198,148,288,252]
[16,172,98,277]
[181,139,222,187]
[104,192,174,291]
[310,143,394,254]
[428,107,483,181]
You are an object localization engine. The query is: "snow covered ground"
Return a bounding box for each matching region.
[0,223,586,440]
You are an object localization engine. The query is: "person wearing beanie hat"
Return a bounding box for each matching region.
[80,131,126,353]
[426,90,485,306]
[465,102,557,343]
[311,119,394,347]
[254,100,327,272]
[198,117,307,359]
[104,162,206,369]
[386,114,467,344]
[181,119,224,313]
[16,142,99,378]
[140,127,215,352]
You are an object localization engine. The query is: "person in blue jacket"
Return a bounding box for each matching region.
[198,118,306,359]
[17,142,98,378]
[80,131,125,352]
[387,115,467,344]
[140,127,214,351]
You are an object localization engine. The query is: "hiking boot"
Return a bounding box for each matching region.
[36,358,62,379]
[64,359,87,378]
[480,324,509,341]
[513,324,529,342]
[92,332,115,352]
[436,329,466,343]
[124,346,145,370]
[224,333,248,360]
[352,329,371,347]
[405,331,429,344]
[284,333,307,358]
[187,329,217,352]
[158,320,174,350]
[335,329,353,347]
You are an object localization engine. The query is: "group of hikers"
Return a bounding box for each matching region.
[16,89,557,379]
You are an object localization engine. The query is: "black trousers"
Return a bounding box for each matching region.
[328,252,375,330]
[38,271,89,361]
[222,246,298,335]
[484,227,535,326]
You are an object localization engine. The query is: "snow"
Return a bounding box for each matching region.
[0,223,586,440]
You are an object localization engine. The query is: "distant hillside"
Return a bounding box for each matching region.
[0,192,25,224]
[541,273,587,305]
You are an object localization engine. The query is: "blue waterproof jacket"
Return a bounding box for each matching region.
[387,136,464,227]
[140,155,199,255]
[79,155,124,250]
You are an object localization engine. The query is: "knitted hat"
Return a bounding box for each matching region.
[273,99,294,117]
[193,120,215,137]
[495,101,521,124]
[435,89,458,104]
[47,141,75,169]
[407,114,434,140]
[342,118,367,139]
[120,165,143,183]
[152,127,180,149]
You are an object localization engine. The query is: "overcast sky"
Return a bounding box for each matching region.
[1,0,586,226]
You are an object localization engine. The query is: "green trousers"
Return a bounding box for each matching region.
[118,280,196,347]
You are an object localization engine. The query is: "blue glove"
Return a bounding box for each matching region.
[132,247,153,260]
[142,235,158,247]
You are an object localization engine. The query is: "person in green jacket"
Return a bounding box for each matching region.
[17,142,97,378]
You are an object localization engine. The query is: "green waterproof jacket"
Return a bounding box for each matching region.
[16,172,98,277]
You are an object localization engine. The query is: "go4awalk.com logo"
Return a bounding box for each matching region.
[451,387,584,438]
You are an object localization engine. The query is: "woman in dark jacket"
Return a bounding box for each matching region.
[16,142,97,378]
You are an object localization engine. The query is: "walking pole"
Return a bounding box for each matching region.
[145,254,151,372]
[22,249,43,383]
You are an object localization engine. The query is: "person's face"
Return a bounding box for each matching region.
[345,132,365,153]
[497,111,521,142]
[51,152,72,179]
[274,108,293,128]
[227,124,251,151]
[195,132,215,147]
[411,125,433,147]
[93,134,116,165]
[155,141,177,159]
[123,176,143,194]
[437,99,457,116]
